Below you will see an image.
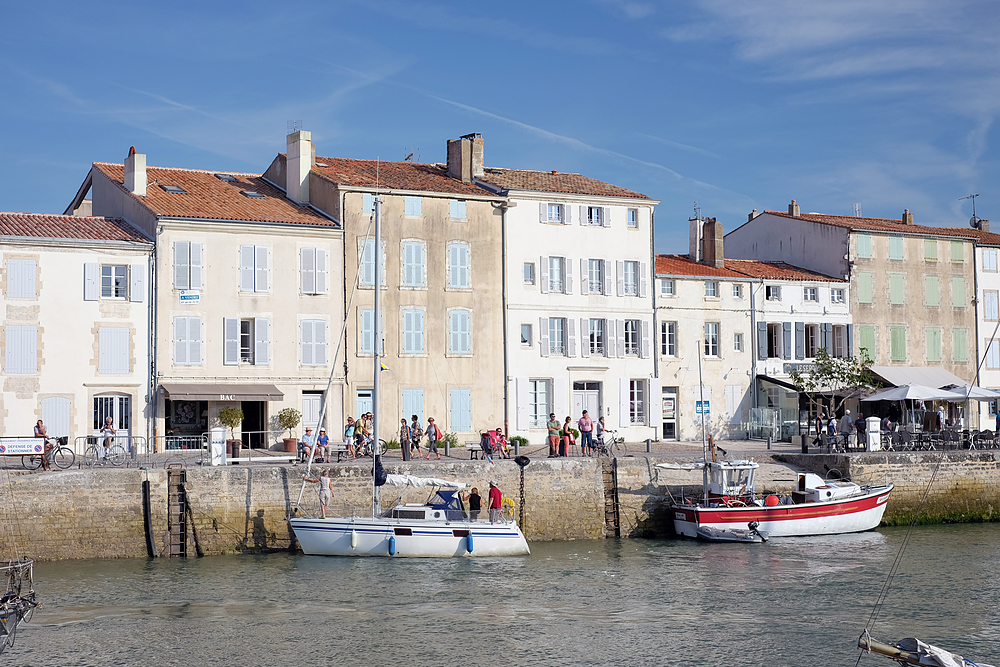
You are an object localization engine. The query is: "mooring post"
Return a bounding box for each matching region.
[646,438,651,453]
[767,436,772,450]
[513,440,519,456]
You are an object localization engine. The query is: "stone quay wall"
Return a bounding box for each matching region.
[3,452,1000,560]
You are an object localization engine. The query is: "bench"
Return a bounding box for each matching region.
[228,453,297,465]
[465,441,488,460]
[315,445,351,463]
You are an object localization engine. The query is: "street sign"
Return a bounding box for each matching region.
[696,400,710,415]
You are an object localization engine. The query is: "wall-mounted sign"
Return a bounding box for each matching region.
[695,400,710,415]
[783,363,815,374]
[179,290,201,304]
[0,439,43,455]
[662,398,675,419]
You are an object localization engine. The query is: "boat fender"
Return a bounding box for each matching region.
[388,535,396,556]
[466,533,474,553]
[765,495,780,507]
[351,529,358,550]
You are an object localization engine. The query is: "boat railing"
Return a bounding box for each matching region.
[293,503,516,524]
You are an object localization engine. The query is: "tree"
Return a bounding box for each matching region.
[218,407,244,441]
[789,348,879,417]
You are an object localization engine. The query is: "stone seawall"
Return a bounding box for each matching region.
[4,452,999,560]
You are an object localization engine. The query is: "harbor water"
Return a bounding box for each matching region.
[10,524,1000,667]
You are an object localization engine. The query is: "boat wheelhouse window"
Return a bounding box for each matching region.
[393,527,414,536]
[392,509,425,520]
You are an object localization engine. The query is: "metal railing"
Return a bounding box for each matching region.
[73,434,153,467]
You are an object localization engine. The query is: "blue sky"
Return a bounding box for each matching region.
[1,0,997,252]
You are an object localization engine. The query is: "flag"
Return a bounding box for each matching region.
[380,361,389,372]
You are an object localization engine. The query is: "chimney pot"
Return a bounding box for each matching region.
[788,199,800,217]
[749,208,758,222]
[124,150,146,197]
[902,208,913,225]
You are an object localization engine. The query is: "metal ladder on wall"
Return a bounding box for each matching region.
[602,460,620,538]
[166,464,187,557]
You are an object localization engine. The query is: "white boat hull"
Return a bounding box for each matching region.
[290,515,530,557]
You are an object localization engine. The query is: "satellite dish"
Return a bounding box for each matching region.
[971,216,982,229]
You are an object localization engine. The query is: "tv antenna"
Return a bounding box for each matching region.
[853,203,863,217]
[693,202,701,220]
[287,120,303,134]
[960,193,982,229]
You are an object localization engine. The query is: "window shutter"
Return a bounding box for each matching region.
[580,318,590,358]
[539,317,549,357]
[606,319,617,358]
[301,247,316,294]
[254,317,270,365]
[640,319,650,358]
[360,310,373,354]
[553,377,568,420]
[617,319,626,358]
[564,257,573,295]
[566,317,576,357]
[316,321,328,365]
[84,262,99,301]
[174,318,188,365]
[8,260,36,298]
[301,320,314,365]
[449,311,459,353]
[190,242,203,290]
[192,318,203,364]
[579,205,586,226]
[579,259,589,295]
[603,207,612,227]
[563,205,571,225]
[418,242,427,287]
[415,310,424,354]
[795,322,805,360]
[515,378,528,430]
[223,318,239,365]
[174,241,190,290]
[757,322,768,360]
[539,256,549,294]
[240,245,255,291]
[616,261,625,296]
[458,244,468,287]
[538,203,547,222]
[642,380,651,427]
[130,263,145,302]
[782,322,792,360]
[822,323,832,353]
[40,397,71,438]
[639,262,648,298]
[619,378,630,428]
[603,260,612,296]
[255,246,269,292]
[315,248,328,294]
[99,327,129,374]
[847,324,854,358]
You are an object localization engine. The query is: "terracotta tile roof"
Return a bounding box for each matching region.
[92,163,335,226]
[655,254,843,282]
[763,210,1000,245]
[312,157,493,197]
[478,168,650,199]
[0,212,150,243]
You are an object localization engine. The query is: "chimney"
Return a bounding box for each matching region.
[446,133,484,183]
[749,208,758,222]
[788,199,800,217]
[702,218,725,268]
[902,208,913,225]
[981,219,990,233]
[689,216,704,262]
[286,130,312,205]
[124,147,146,197]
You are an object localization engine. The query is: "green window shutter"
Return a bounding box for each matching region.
[951,277,966,307]
[857,272,873,303]
[953,328,968,362]
[889,236,904,260]
[859,325,876,359]
[924,276,939,306]
[890,326,907,361]
[925,328,941,362]
[890,274,905,304]
[924,239,937,260]
[951,241,964,262]
[857,234,872,259]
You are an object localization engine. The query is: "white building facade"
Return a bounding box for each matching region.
[975,237,1000,425]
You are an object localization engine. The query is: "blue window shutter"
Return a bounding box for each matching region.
[795,322,805,360]
[756,322,767,360]
[782,322,792,360]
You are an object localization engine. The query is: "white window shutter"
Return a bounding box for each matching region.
[606,319,616,358]
[255,317,270,365]
[99,327,129,374]
[580,259,589,295]
[84,262,99,301]
[415,310,424,353]
[617,319,626,357]
[580,318,590,358]
[192,318,204,365]
[603,260,612,296]
[256,246,269,292]
[240,245,255,291]
[515,378,528,430]
[553,378,568,419]
[642,380,651,426]
[380,240,386,286]
[566,317,576,357]
[579,205,586,226]
[190,242,203,290]
[316,248,328,294]
[174,241,190,290]
[563,205,571,225]
[360,309,373,354]
[640,319,650,358]
[539,317,549,357]
[564,258,573,295]
[639,262,648,298]
[223,318,239,365]
[616,260,625,296]
[301,247,316,294]
[301,321,313,365]
[174,318,187,365]
[130,263,145,302]
[539,256,549,294]
[538,202,547,222]
[619,378,631,428]
[317,321,328,365]
[603,207,612,227]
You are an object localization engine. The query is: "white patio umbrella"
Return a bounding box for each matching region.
[939,384,1000,401]
[861,385,967,402]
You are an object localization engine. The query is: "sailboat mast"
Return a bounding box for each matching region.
[697,340,708,499]
[372,193,382,516]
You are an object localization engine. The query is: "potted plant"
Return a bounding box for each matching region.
[218,407,244,461]
[277,408,302,453]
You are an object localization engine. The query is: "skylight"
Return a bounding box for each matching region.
[159,184,187,194]
[240,190,266,199]
[214,173,237,182]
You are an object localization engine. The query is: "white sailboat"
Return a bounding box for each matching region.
[288,193,529,558]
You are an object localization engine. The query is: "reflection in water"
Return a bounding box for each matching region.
[9,524,1000,666]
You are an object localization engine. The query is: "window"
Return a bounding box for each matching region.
[404,196,422,217]
[889,274,905,304]
[765,285,781,301]
[984,291,999,320]
[734,332,744,352]
[952,277,966,307]
[301,319,328,366]
[629,380,646,425]
[588,259,604,294]
[449,309,471,354]
[627,209,638,228]
[101,265,127,299]
[804,324,819,358]
[223,317,269,365]
[240,320,254,363]
[586,206,603,226]
[661,279,675,296]
[6,259,36,298]
[239,245,269,293]
[548,318,566,355]
[924,276,940,307]
[803,287,818,302]
[924,239,938,261]
[890,326,906,362]
[705,280,718,298]
[173,241,203,290]
[987,340,1000,369]
[624,320,640,357]
[925,327,942,362]
[704,322,719,357]
[362,193,375,215]
[173,317,202,365]
[831,288,845,303]
[447,241,470,288]
[300,247,328,295]
[857,233,872,259]
[859,325,876,360]
[359,309,383,355]
[832,325,848,358]
[98,327,129,375]
[4,325,36,374]
[449,388,472,432]
[951,241,964,263]
[857,272,874,304]
[546,203,563,223]
[732,284,743,299]
[589,319,605,355]
[767,323,782,358]
[953,328,968,362]
[985,249,998,272]
[889,235,904,260]
[548,257,565,293]
[661,321,677,357]
[359,239,385,287]
[520,324,532,346]
[450,199,467,219]
[528,380,550,429]
[401,308,425,354]
[623,261,639,296]
[402,241,426,288]
[523,262,535,285]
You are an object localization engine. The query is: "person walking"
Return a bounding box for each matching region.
[596,416,606,451]
[838,410,855,450]
[488,480,502,523]
[812,413,825,446]
[560,416,573,457]
[854,413,867,451]
[409,415,423,458]
[425,417,442,459]
[303,469,334,518]
[546,413,560,458]
[399,418,411,457]
[34,419,52,470]
[577,410,594,457]
[344,417,356,460]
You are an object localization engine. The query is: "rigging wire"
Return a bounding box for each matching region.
[1,466,26,562]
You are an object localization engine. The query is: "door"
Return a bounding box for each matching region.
[662,386,678,440]
[302,392,323,431]
[94,394,130,440]
[355,390,373,419]
[572,382,601,419]
[241,401,265,449]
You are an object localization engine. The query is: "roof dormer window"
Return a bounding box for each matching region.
[159,184,187,194]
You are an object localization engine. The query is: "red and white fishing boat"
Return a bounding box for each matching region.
[659,458,893,539]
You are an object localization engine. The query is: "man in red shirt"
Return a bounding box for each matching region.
[488,480,502,523]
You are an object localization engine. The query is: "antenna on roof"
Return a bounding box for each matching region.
[853,203,863,217]
[287,120,302,134]
[404,146,419,163]
[960,193,982,229]
[693,202,701,221]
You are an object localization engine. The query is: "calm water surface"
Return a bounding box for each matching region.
[10,524,1000,667]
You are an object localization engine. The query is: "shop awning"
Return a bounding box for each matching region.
[160,383,284,401]
[870,366,967,389]
[756,375,800,391]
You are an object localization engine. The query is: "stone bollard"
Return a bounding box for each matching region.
[801,434,809,454]
[513,440,519,456]
[444,439,450,457]
[646,438,651,453]
[767,435,772,450]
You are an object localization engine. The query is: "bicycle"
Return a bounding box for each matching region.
[83,439,127,467]
[595,429,626,457]
[22,437,75,470]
